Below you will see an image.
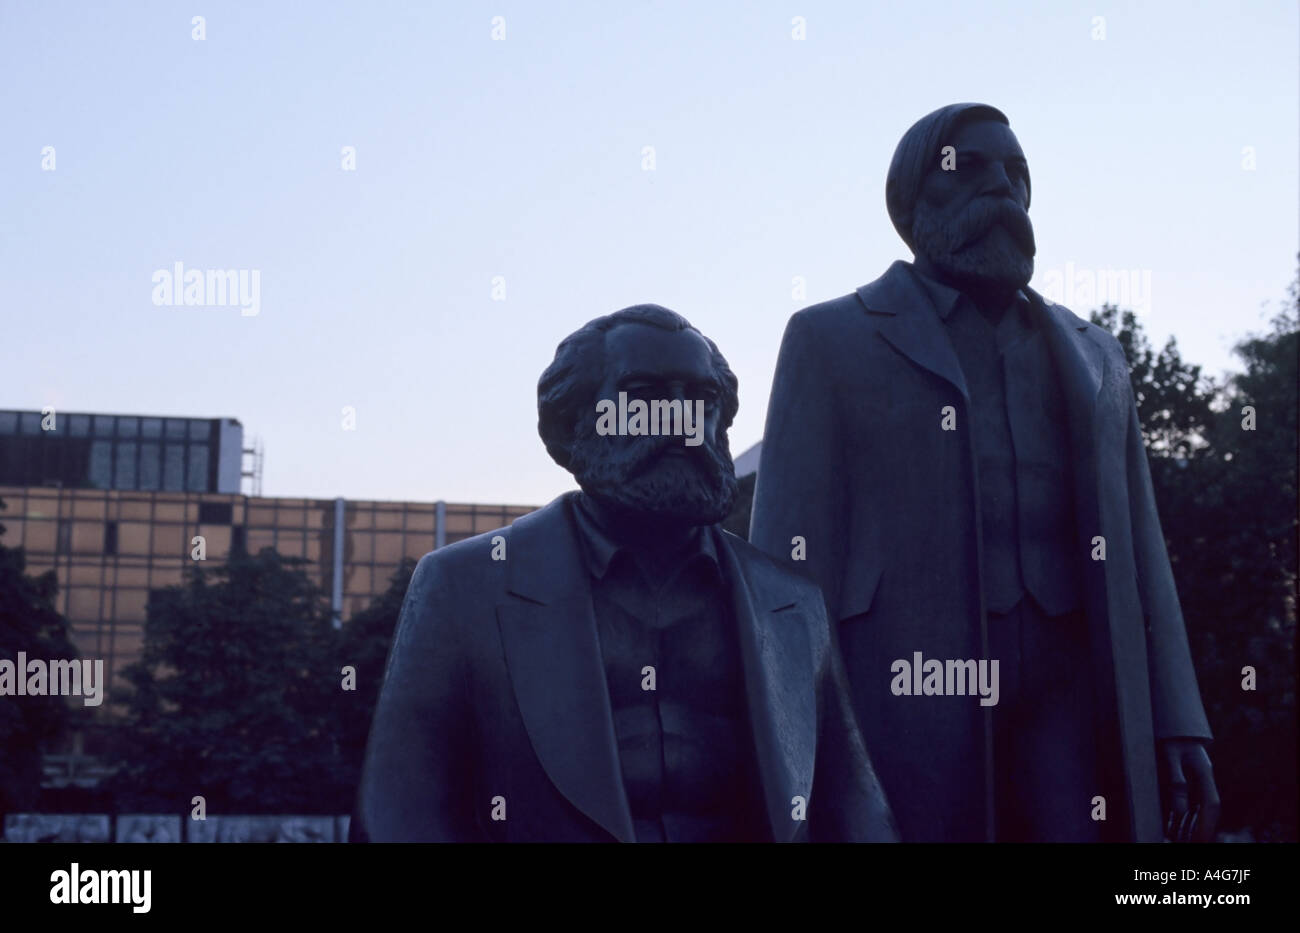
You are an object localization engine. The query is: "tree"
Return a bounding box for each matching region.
[1092,273,1298,842]
[1194,284,1297,842]
[0,499,78,816]
[106,548,348,814]
[1090,305,1220,458]
[333,557,416,792]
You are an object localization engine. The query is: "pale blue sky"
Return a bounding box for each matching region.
[2,1,1296,506]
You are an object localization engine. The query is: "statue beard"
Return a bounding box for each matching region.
[911,195,1036,291]
[565,416,738,527]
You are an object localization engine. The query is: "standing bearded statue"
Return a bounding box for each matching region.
[750,103,1218,842]
[353,304,896,842]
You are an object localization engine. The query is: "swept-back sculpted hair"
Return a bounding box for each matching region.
[885,102,1027,252]
[537,304,740,471]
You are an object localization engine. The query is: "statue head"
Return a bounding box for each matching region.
[886,103,1035,292]
[538,304,739,526]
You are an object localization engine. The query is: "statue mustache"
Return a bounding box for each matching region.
[953,197,1035,255]
[622,432,722,478]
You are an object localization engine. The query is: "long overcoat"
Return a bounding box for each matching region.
[750,260,1211,841]
[352,491,897,842]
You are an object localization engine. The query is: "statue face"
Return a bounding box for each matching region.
[912,119,1035,290]
[566,322,737,525]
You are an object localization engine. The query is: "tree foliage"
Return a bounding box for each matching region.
[106,548,347,813]
[1090,277,1297,841]
[334,557,417,794]
[104,544,419,815]
[0,500,77,816]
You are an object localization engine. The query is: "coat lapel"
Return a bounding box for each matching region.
[495,495,636,843]
[495,497,818,844]
[857,260,971,401]
[716,533,817,843]
[1028,287,1110,553]
[1031,291,1137,840]
[1028,287,1107,427]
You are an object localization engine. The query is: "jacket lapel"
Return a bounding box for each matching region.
[717,532,817,843]
[495,494,636,843]
[857,260,971,401]
[495,498,819,844]
[1031,290,1136,839]
[1029,287,1106,428]
[1029,287,1110,540]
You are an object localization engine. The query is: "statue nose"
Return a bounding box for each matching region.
[984,166,1014,198]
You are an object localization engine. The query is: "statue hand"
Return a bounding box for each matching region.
[1159,739,1219,843]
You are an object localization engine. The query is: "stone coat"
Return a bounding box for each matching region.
[750,260,1211,842]
[353,491,897,842]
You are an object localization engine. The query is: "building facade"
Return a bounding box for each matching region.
[0,484,536,699]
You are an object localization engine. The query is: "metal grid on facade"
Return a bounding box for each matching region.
[0,486,536,700]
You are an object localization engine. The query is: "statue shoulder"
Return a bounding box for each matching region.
[1037,295,1127,360]
[784,290,876,351]
[721,531,828,616]
[406,523,515,597]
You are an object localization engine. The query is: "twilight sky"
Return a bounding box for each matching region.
[3,0,1296,506]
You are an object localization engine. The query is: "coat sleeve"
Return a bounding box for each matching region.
[1125,398,1213,741]
[750,310,850,622]
[351,552,484,841]
[810,600,899,842]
